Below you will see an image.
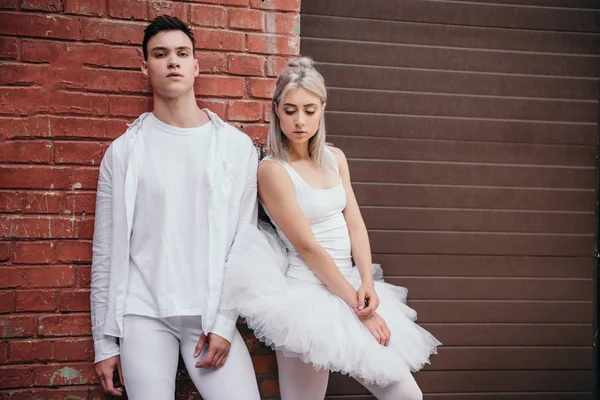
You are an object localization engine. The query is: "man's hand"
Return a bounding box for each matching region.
[95,355,124,396]
[194,333,231,369]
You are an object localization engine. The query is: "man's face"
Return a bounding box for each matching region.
[142,30,198,98]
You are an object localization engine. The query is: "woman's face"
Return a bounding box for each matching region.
[276,87,325,147]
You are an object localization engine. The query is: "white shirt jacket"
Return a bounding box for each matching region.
[90,109,258,363]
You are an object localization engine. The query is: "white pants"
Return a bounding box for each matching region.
[276,351,423,400]
[120,315,261,400]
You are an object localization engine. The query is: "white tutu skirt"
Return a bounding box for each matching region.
[223,224,440,387]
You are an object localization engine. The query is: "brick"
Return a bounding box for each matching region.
[263,101,271,122]
[64,192,97,214]
[0,62,48,87]
[59,290,91,312]
[34,363,97,386]
[0,115,51,139]
[53,337,94,361]
[0,192,23,212]
[0,341,6,364]
[23,191,64,213]
[48,91,110,117]
[249,77,276,99]
[0,366,34,389]
[80,216,95,240]
[108,46,144,69]
[0,215,81,239]
[229,8,263,31]
[265,12,300,34]
[247,33,299,55]
[194,28,245,51]
[252,354,277,373]
[0,166,72,190]
[72,167,100,190]
[196,99,227,119]
[0,242,11,261]
[49,116,127,140]
[108,0,147,20]
[82,18,145,45]
[74,265,91,287]
[148,1,189,20]
[8,339,53,362]
[0,0,18,8]
[56,241,92,263]
[190,4,227,28]
[196,51,228,73]
[266,55,290,76]
[192,0,248,5]
[227,101,262,121]
[236,123,268,144]
[194,75,244,97]
[0,12,81,40]
[109,95,152,117]
[0,141,53,163]
[5,388,91,400]
[15,290,59,312]
[228,53,264,76]
[0,315,37,338]
[260,378,280,397]
[0,37,19,60]
[251,0,300,11]
[0,87,46,116]
[20,0,62,12]
[0,291,14,313]
[4,265,76,288]
[64,0,106,16]
[60,68,149,94]
[12,242,56,264]
[38,314,91,336]
[54,141,105,166]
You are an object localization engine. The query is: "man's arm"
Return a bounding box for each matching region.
[91,147,120,361]
[210,142,258,342]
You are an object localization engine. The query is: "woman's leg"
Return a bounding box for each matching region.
[120,315,180,400]
[276,350,330,400]
[360,374,423,400]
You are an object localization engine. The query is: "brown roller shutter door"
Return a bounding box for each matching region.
[300,0,599,398]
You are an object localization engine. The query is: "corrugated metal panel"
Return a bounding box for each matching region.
[300,0,598,398]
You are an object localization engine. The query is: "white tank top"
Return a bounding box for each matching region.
[261,149,355,283]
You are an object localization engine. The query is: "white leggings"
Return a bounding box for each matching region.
[120,315,261,400]
[276,351,423,400]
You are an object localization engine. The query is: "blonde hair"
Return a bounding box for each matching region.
[267,56,333,169]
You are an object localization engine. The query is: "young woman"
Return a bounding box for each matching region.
[223,57,440,400]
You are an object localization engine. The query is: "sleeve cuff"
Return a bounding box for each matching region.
[93,335,120,363]
[209,311,238,343]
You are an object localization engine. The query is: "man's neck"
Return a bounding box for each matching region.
[151,92,210,128]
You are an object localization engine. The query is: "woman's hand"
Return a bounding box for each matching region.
[362,312,390,346]
[355,282,380,319]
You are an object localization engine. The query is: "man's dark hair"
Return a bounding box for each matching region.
[142,16,196,60]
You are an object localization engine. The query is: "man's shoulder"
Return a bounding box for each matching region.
[219,122,255,151]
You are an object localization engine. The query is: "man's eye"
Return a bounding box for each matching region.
[179,52,189,57]
[155,53,165,58]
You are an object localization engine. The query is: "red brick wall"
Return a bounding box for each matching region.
[0,1,300,398]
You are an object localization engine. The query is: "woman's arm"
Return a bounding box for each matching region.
[258,160,358,309]
[331,147,380,318]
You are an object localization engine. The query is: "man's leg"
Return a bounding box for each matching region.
[120,315,180,400]
[180,317,261,400]
[276,350,329,400]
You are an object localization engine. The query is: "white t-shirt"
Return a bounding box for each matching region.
[124,112,215,318]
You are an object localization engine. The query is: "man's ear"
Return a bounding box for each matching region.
[194,57,199,77]
[141,60,149,78]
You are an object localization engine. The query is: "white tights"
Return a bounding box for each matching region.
[276,351,423,400]
[120,315,261,400]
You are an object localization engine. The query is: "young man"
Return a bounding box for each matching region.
[90,16,261,399]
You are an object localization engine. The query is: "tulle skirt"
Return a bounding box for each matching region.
[223,223,440,387]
